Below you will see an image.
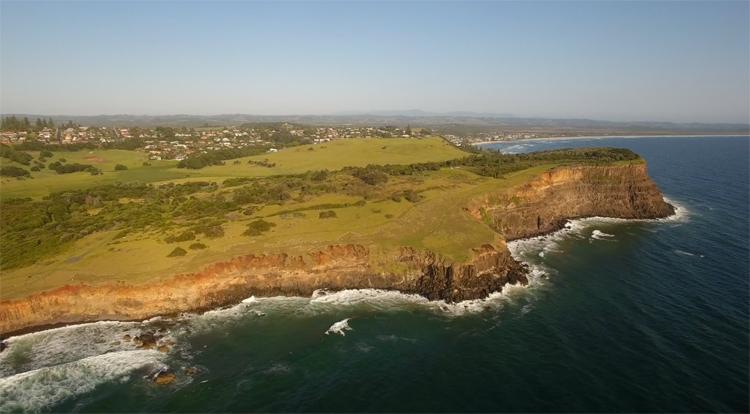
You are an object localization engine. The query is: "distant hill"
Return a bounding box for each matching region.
[2,113,748,135]
[331,110,516,118]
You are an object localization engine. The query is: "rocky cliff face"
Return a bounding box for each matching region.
[468,163,674,240]
[0,163,673,337]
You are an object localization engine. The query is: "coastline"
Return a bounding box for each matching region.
[469,133,748,146]
[1,203,679,341]
[0,163,676,340]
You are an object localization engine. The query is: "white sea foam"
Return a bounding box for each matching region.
[241,296,257,304]
[325,318,353,336]
[0,350,166,413]
[674,249,704,258]
[311,289,430,309]
[0,320,152,378]
[591,230,616,240]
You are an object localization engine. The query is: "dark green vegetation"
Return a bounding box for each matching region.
[0,147,641,271]
[243,219,277,236]
[319,210,338,219]
[1,144,33,165]
[167,247,187,257]
[0,166,30,177]
[176,147,270,170]
[47,161,102,175]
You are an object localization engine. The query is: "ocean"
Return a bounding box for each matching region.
[0,136,747,413]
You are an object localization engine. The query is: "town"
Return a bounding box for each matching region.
[0,115,581,161]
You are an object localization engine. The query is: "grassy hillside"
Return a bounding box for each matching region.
[0,137,464,199]
[0,141,643,300]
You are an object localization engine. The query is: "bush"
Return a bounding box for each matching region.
[243,219,276,236]
[114,164,128,171]
[59,158,67,163]
[319,210,337,219]
[30,166,41,172]
[165,231,196,243]
[167,247,187,257]
[201,225,225,239]
[404,190,422,203]
[189,243,208,250]
[142,162,151,166]
[391,196,402,202]
[0,166,30,177]
[40,150,54,158]
[385,214,394,219]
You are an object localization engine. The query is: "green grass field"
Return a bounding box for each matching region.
[0,138,640,301]
[0,137,464,199]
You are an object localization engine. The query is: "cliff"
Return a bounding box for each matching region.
[468,163,674,240]
[0,163,673,337]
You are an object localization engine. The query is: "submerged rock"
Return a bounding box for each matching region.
[134,332,158,350]
[154,370,176,385]
[157,345,169,353]
[185,367,197,376]
[123,334,131,342]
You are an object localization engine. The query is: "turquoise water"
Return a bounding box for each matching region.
[0,136,747,412]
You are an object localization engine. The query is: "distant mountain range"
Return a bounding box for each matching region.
[3,113,748,135]
[330,110,517,118]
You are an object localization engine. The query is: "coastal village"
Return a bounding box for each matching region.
[0,116,579,161]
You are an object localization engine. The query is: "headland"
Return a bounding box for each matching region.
[0,138,674,337]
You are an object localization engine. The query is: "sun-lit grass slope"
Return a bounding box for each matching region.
[172,137,466,180]
[0,150,183,199]
[0,144,645,301]
[0,164,555,301]
[0,138,463,199]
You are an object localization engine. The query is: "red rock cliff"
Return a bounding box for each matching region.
[0,163,673,337]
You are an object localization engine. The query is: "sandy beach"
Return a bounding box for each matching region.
[470,134,747,146]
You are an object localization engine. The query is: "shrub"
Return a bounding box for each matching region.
[0,166,30,177]
[243,219,276,236]
[404,190,422,203]
[113,229,129,239]
[59,158,67,163]
[391,196,402,202]
[385,214,394,219]
[114,164,128,171]
[319,210,337,219]
[30,166,41,172]
[201,225,225,239]
[189,243,208,250]
[142,162,151,166]
[167,247,187,257]
[165,231,196,243]
[40,150,54,158]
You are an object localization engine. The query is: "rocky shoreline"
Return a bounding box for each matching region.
[0,163,675,340]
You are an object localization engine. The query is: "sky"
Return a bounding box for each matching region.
[1,1,748,123]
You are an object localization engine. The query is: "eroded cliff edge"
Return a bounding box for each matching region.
[0,163,673,337]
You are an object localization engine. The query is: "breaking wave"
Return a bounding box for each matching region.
[0,350,167,413]
[326,318,353,336]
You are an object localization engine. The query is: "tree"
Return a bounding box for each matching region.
[48,118,54,127]
[0,166,30,177]
[405,125,412,136]
[114,164,128,171]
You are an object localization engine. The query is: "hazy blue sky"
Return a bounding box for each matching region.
[1,1,748,123]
